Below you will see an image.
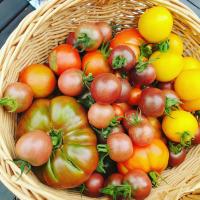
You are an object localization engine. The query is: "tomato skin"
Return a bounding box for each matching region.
[85,173,104,197]
[66,32,76,46]
[192,127,200,144]
[49,44,81,75]
[17,96,98,189]
[2,82,33,113]
[125,43,140,62]
[16,130,52,166]
[168,33,183,55]
[158,81,174,90]
[110,28,144,48]
[116,79,131,103]
[150,51,183,82]
[162,110,198,143]
[112,104,124,121]
[58,69,83,96]
[19,64,56,98]
[114,102,131,113]
[182,57,200,71]
[95,22,112,43]
[91,73,122,104]
[123,169,152,200]
[169,148,186,167]
[107,132,133,162]
[138,6,173,43]
[128,88,142,106]
[119,139,169,174]
[82,50,111,77]
[106,173,123,186]
[147,117,161,131]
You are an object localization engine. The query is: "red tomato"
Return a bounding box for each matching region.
[110,125,125,135]
[82,50,111,77]
[158,81,174,90]
[106,173,123,186]
[49,44,81,75]
[19,64,56,98]
[193,126,200,144]
[114,102,132,113]
[66,32,76,46]
[112,104,125,121]
[128,88,142,106]
[125,43,140,62]
[96,22,112,43]
[169,148,186,167]
[110,28,144,48]
[91,73,122,104]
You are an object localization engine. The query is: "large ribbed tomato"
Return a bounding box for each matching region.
[17,96,98,189]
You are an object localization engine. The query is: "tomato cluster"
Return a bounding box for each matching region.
[1,5,200,200]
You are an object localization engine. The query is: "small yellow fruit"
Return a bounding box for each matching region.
[182,56,200,71]
[168,33,183,55]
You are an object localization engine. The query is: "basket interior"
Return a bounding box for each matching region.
[0,0,200,199]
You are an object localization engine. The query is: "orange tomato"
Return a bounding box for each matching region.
[182,98,200,112]
[128,88,142,105]
[114,103,132,113]
[118,139,169,174]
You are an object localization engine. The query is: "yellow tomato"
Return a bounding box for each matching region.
[138,6,173,43]
[168,33,183,55]
[182,98,200,112]
[175,69,200,101]
[162,110,198,143]
[150,51,183,82]
[182,57,200,71]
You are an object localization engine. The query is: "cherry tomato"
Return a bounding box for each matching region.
[114,102,132,113]
[82,50,111,77]
[116,79,131,103]
[147,117,161,130]
[109,45,136,71]
[49,44,81,75]
[130,64,156,85]
[182,56,200,71]
[0,82,33,113]
[66,32,76,46]
[169,147,186,167]
[96,22,112,43]
[139,88,165,117]
[85,173,104,197]
[158,81,174,90]
[110,28,144,48]
[107,132,133,162]
[112,104,125,121]
[192,126,200,144]
[128,88,142,106]
[110,125,125,135]
[128,121,154,147]
[168,33,183,55]
[75,23,103,51]
[123,169,152,200]
[16,130,52,166]
[88,103,115,129]
[125,43,140,62]
[58,69,83,96]
[106,173,123,186]
[162,89,179,99]
[91,73,122,104]
[19,64,56,98]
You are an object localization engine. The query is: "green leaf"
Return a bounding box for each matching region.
[165,97,181,116]
[0,97,18,112]
[14,159,32,178]
[157,39,170,52]
[168,141,183,154]
[180,131,192,148]
[100,42,111,58]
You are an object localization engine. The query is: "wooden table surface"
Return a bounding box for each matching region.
[0,0,199,199]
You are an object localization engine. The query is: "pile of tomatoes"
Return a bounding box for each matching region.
[1,5,200,200]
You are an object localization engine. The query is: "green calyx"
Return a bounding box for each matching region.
[0,97,18,112]
[112,56,127,69]
[168,141,183,154]
[140,44,152,58]
[49,129,63,151]
[165,97,181,116]
[127,111,142,126]
[101,183,132,200]
[180,131,192,148]
[100,42,111,58]
[75,33,93,52]
[82,72,94,89]
[135,57,157,73]
[77,92,95,109]
[14,159,31,178]
[157,39,170,53]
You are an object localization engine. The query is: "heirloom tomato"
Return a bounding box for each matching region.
[182,57,200,71]
[95,22,112,43]
[17,96,98,189]
[118,139,169,174]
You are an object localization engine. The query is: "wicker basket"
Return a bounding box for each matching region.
[0,0,199,199]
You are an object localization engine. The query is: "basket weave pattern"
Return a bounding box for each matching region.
[0,0,199,199]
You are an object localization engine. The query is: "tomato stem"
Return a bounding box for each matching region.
[164,97,181,116]
[75,33,93,52]
[77,92,95,109]
[14,159,32,178]
[180,132,192,148]
[82,64,94,90]
[100,42,111,58]
[112,56,127,69]
[156,39,170,52]
[168,141,183,154]
[49,129,63,150]
[0,97,18,112]
[148,171,168,187]
[135,57,157,73]
[140,44,152,58]
[96,152,109,174]
[126,110,142,126]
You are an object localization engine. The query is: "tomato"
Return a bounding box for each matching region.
[118,139,169,173]
[49,44,81,75]
[88,103,115,129]
[125,43,140,62]
[110,28,144,48]
[123,169,152,200]
[128,121,154,147]
[182,57,200,71]
[16,130,52,166]
[192,127,200,144]
[75,23,103,51]
[168,33,183,55]
[106,173,123,186]
[147,117,161,131]
[130,64,156,85]
[17,96,98,188]
[158,81,174,90]
[58,69,83,96]
[85,173,104,197]
[0,82,33,113]
[107,132,133,162]
[91,73,122,104]
[150,51,183,82]
[116,79,131,103]
[138,6,173,43]
[112,104,124,121]
[162,110,198,143]
[95,22,112,43]
[139,88,165,117]
[175,69,200,101]
[109,45,136,71]
[19,64,56,98]
[66,32,76,46]
[128,88,142,106]
[82,50,111,77]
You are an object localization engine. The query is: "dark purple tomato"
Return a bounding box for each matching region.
[169,148,186,167]
[106,173,123,186]
[96,22,112,43]
[109,45,136,71]
[123,169,152,200]
[91,73,122,104]
[85,173,104,197]
[158,81,174,90]
[139,88,165,117]
[66,32,76,46]
[130,64,156,85]
[116,79,132,103]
